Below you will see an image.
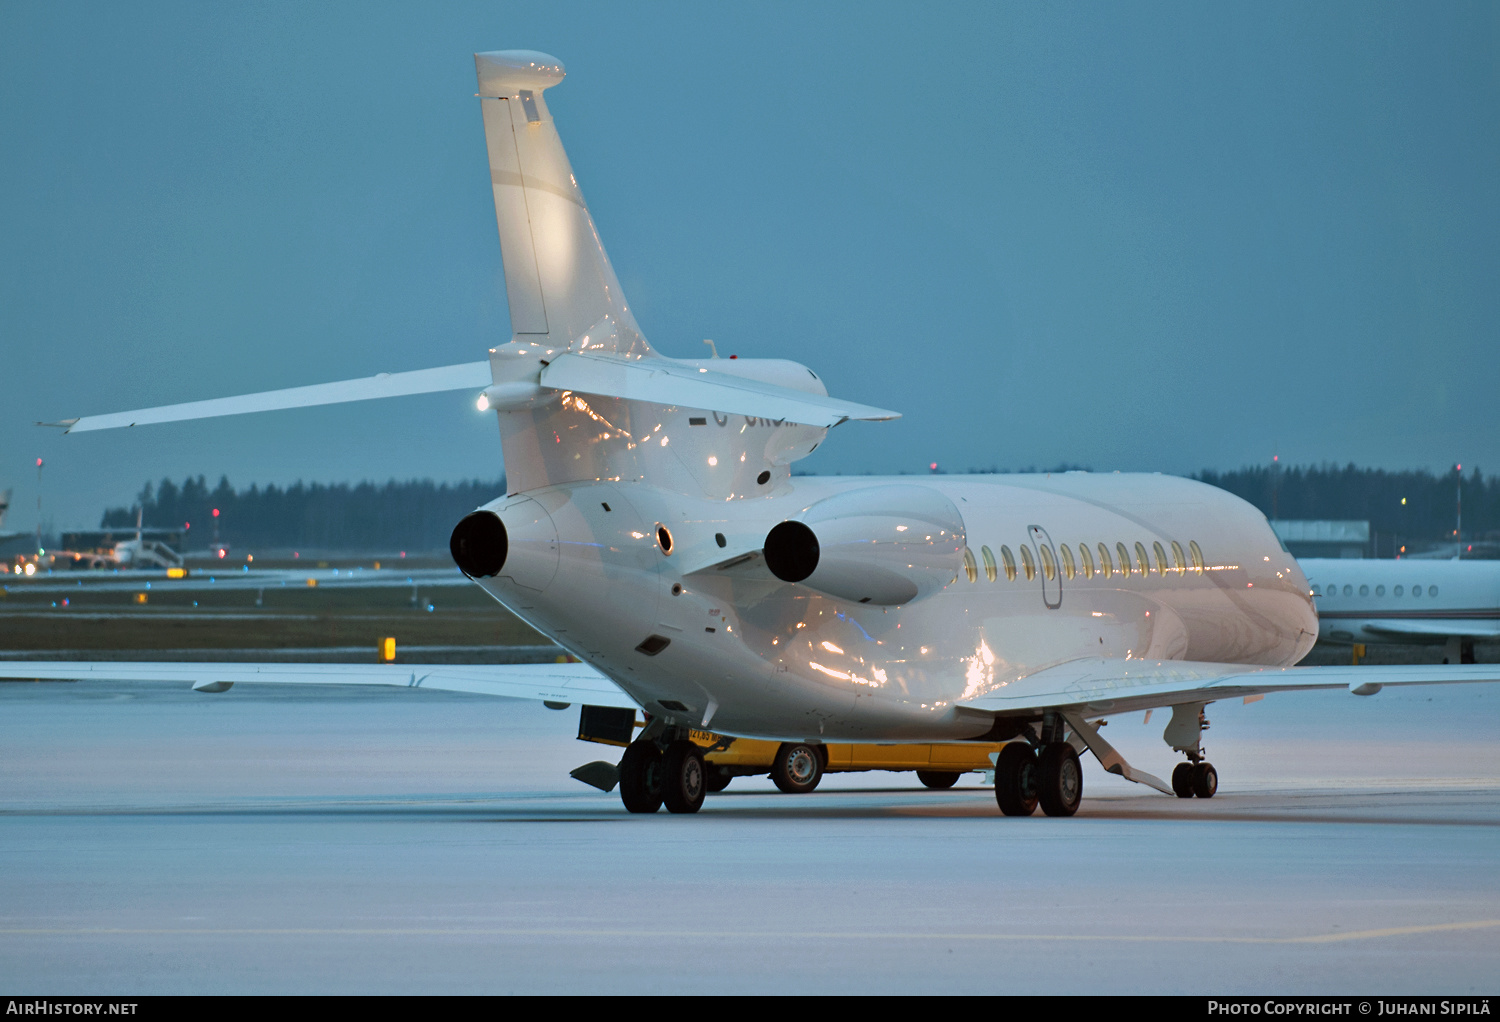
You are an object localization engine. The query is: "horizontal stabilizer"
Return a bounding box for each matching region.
[540,352,899,428]
[44,362,492,433]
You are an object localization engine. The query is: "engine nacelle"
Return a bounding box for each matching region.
[449,496,559,592]
[762,485,966,605]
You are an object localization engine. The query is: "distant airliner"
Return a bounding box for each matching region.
[1302,557,1500,664]
[21,50,1500,818]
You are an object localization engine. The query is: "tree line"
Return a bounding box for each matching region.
[101,464,1495,551]
[1195,463,1489,548]
[101,476,507,551]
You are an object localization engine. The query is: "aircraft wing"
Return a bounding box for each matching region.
[956,657,1500,719]
[0,659,637,708]
[1356,620,1500,639]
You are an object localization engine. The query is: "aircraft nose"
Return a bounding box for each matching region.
[449,498,559,591]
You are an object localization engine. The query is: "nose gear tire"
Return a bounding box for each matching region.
[1172,762,1196,798]
[1191,761,1218,799]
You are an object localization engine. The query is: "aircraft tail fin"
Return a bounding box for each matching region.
[475,51,645,355]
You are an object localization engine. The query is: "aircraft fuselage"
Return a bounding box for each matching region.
[470,470,1316,741]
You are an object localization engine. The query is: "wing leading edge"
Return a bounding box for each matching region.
[957,657,1500,720]
[0,660,637,708]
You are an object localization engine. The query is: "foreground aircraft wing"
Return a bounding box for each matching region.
[0,660,636,708]
[957,657,1500,720]
[40,362,492,434]
[540,352,900,428]
[1356,620,1500,640]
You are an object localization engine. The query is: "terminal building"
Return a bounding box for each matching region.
[1270,519,1369,559]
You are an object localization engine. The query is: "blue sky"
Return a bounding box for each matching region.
[3,2,1497,530]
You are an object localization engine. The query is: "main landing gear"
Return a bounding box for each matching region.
[618,737,707,814]
[993,728,1083,817]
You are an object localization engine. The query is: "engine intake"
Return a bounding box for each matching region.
[450,511,508,578]
[762,485,966,605]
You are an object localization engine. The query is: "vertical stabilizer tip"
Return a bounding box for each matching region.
[475,50,566,96]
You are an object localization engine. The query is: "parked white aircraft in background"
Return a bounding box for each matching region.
[1302,557,1500,664]
[20,50,1500,818]
[0,489,23,543]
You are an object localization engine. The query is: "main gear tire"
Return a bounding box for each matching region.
[993,742,1039,817]
[770,743,824,794]
[618,742,664,814]
[1036,742,1083,817]
[661,741,707,814]
[705,767,732,793]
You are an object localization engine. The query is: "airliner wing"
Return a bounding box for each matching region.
[0,660,637,708]
[1358,620,1500,639]
[957,657,1500,719]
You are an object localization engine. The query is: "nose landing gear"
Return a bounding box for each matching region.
[1164,702,1217,799]
[1171,761,1218,799]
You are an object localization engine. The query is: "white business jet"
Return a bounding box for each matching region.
[1302,557,1500,664]
[22,50,1500,817]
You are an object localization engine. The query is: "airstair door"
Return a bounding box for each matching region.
[1029,525,1062,610]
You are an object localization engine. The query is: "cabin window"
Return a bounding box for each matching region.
[1060,544,1076,580]
[1429,585,1439,597]
[1097,543,1113,578]
[1020,545,1036,581]
[1153,542,1169,576]
[1311,584,1321,596]
[1116,543,1132,577]
[1394,585,1404,597]
[1135,542,1151,576]
[963,547,978,583]
[1376,585,1385,596]
[1078,544,1095,579]
[1359,585,1369,597]
[1000,545,1017,582]
[980,545,998,583]
[1343,585,1353,597]
[1412,586,1422,597]
[1039,544,1057,581]
[1189,541,1205,574]
[1171,540,1185,574]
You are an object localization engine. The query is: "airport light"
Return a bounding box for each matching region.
[380,637,396,662]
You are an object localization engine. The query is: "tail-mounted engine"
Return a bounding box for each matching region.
[762,484,966,605]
